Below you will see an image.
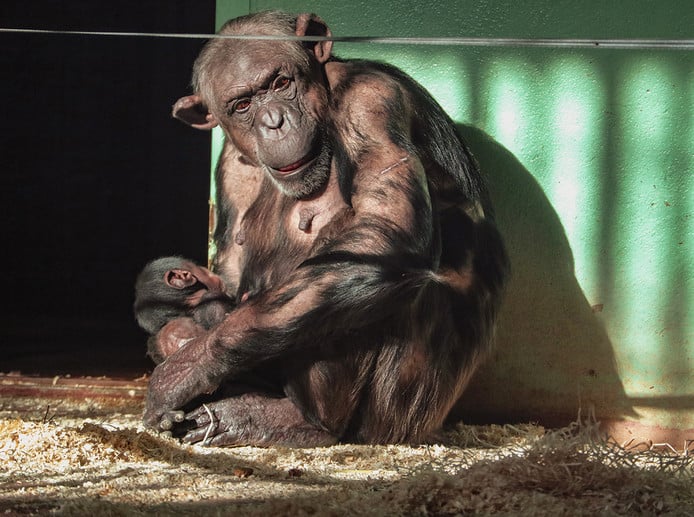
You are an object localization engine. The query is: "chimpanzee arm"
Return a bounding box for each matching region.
[144,77,442,428]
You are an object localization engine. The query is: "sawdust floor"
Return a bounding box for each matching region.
[1,386,693,516]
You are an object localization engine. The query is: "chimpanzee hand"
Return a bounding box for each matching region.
[143,337,221,431]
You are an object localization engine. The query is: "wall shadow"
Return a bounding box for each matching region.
[451,124,635,427]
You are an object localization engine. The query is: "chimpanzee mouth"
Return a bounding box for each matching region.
[272,153,318,176]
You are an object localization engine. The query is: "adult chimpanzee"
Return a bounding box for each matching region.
[134,257,235,363]
[139,10,509,446]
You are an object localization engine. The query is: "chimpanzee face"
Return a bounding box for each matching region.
[210,41,333,198]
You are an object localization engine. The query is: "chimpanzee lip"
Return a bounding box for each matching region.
[272,152,317,176]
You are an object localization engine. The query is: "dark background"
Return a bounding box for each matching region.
[0,1,216,376]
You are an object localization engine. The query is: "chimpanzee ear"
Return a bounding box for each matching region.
[165,269,198,289]
[295,13,332,64]
[172,94,218,130]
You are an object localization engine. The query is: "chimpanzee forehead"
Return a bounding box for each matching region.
[214,60,284,98]
[224,38,296,66]
[211,42,305,98]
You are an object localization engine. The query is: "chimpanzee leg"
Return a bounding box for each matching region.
[283,280,483,446]
[177,393,338,447]
[347,279,486,444]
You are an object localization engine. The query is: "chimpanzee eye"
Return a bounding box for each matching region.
[273,76,291,91]
[233,98,252,114]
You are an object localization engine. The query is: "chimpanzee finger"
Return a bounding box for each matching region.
[158,410,186,431]
[181,425,217,445]
[184,405,212,426]
[179,405,220,444]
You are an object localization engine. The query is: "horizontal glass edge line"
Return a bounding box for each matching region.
[1,28,693,50]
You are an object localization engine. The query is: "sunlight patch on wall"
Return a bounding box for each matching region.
[547,57,605,298]
[615,57,679,393]
[482,57,533,165]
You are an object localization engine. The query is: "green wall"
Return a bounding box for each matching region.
[213,1,693,440]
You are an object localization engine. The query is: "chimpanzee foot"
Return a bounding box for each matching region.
[173,394,338,447]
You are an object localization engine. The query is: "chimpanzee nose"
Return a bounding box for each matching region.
[260,106,284,129]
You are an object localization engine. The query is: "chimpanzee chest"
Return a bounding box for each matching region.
[233,181,352,301]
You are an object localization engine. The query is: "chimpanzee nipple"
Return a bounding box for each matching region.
[298,208,316,232]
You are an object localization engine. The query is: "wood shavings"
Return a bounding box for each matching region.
[1,395,693,516]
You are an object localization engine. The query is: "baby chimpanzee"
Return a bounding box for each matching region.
[134,257,235,363]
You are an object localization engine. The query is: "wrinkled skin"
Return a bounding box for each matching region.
[138,10,509,447]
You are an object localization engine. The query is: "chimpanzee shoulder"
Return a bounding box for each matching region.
[328,57,487,210]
